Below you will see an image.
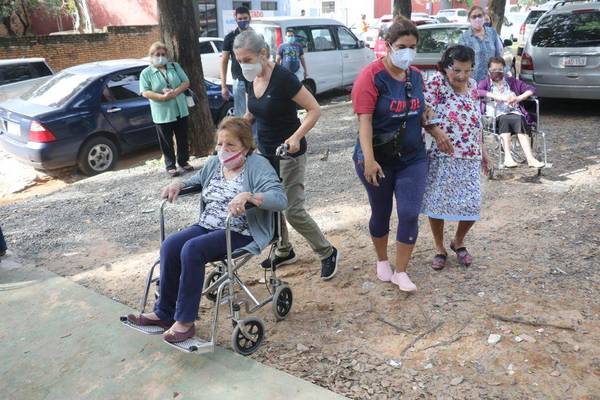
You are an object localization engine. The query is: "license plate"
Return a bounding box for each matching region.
[563,56,587,67]
[6,120,21,137]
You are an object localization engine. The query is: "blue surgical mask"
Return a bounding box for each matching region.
[153,56,167,67]
[237,20,250,30]
[286,36,295,43]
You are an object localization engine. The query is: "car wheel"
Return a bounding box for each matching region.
[303,79,316,96]
[218,101,235,122]
[78,136,118,176]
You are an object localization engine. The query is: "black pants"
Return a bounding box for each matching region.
[0,225,6,253]
[156,116,189,170]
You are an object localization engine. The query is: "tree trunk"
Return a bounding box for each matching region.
[393,0,412,19]
[15,1,31,35]
[73,0,93,33]
[488,0,506,35]
[157,0,215,156]
[2,16,17,36]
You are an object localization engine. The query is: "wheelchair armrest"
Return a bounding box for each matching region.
[179,184,203,197]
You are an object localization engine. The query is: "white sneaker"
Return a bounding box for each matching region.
[376,260,393,282]
[391,272,417,292]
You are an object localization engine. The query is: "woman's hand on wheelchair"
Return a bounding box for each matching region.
[161,182,184,203]
[228,192,252,217]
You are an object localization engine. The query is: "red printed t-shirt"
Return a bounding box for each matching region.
[351,59,426,164]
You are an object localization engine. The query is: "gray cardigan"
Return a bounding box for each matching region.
[182,153,287,255]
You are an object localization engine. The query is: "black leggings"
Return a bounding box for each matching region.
[156,116,189,169]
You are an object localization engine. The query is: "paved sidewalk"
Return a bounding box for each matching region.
[0,261,346,400]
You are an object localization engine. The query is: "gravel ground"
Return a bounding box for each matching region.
[1,96,599,399]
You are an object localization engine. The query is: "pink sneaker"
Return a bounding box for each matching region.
[376,260,393,282]
[391,272,417,292]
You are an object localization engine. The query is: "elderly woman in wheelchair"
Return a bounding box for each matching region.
[478,57,545,169]
[127,117,287,344]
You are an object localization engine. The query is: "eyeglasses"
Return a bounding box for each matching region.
[447,66,473,75]
[471,14,484,19]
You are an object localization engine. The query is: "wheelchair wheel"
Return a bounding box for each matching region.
[272,284,293,321]
[231,316,265,356]
[204,270,223,302]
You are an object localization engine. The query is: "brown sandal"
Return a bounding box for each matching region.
[126,314,174,330]
[162,324,195,343]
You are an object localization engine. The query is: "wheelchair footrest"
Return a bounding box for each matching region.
[120,315,166,335]
[164,337,214,354]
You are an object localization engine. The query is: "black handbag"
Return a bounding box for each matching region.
[372,71,413,164]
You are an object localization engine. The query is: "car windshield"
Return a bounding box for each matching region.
[417,27,467,53]
[525,10,547,24]
[21,71,94,107]
[532,10,600,47]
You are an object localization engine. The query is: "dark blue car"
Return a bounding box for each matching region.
[0,59,233,175]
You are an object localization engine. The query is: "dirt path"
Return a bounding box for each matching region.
[1,98,599,399]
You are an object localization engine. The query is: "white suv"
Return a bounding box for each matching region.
[0,58,54,102]
[436,8,468,23]
[252,17,375,94]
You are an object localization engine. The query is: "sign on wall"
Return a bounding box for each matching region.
[222,9,275,35]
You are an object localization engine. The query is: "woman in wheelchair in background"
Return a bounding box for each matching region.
[478,57,545,168]
[127,117,287,343]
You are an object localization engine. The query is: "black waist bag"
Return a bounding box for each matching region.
[373,122,406,164]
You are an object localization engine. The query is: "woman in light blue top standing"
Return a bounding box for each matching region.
[140,41,193,177]
[458,6,502,83]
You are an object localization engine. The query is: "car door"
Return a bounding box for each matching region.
[100,69,156,148]
[334,25,371,86]
[303,26,343,93]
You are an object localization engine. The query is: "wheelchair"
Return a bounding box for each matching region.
[121,145,294,356]
[481,96,551,179]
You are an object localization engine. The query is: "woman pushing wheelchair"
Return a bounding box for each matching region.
[127,117,287,343]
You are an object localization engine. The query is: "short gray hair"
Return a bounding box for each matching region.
[233,30,268,55]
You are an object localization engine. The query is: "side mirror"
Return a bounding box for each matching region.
[358,40,365,48]
[503,39,513,47]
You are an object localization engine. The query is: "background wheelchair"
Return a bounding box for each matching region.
[482,96,551,179]
[121,145,293,356]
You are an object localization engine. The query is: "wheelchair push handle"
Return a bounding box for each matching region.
[275,143,294,160]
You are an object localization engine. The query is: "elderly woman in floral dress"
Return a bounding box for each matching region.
[422,45,490,270]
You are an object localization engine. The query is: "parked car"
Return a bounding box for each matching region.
[251,17,375,94]
[412,23,516,80]
[520,2,600,99]
[435,8,468,23]
[0,58,54,102]
[373,14,440,58]
[198,37,233,83]
[517,2,559,52]
[0,59,233,175]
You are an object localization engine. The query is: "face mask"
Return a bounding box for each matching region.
[471,17,484,30]
[490,71,504,82]
[389,47,416,70]
[218,149,245,169]
[241,61,262,82]
[153,56,167,66]
[237,20,250,30]
[286,36,295,43]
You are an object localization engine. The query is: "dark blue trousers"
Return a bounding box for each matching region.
[154,225,253,323]
[0,225,6,253]
[355,160,428,245]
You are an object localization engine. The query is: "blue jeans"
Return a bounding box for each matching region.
[154,225,253,323]
[233,79,246,117]
[355,160,428,244]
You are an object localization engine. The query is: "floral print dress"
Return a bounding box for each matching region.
[421,72,483,221]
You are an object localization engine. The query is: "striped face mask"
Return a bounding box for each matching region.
[218,149,245,170]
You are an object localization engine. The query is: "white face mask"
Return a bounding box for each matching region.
[241,61,263,82]
[153,55,167,67]
[389,47,416,70]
